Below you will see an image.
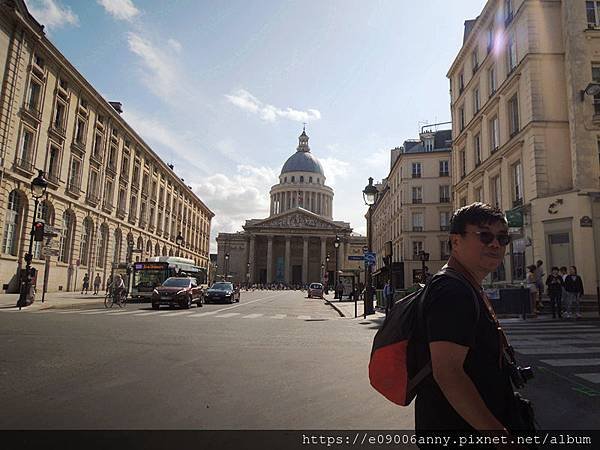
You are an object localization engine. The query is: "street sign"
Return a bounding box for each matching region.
[42,248,60,257]
[505,208,523,227]
[348,255,365,261]
[43,224,62,236]
[364,252,376,267]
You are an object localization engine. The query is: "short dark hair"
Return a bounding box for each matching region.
[551,266,559,271]
[560,266,568,272]
[449,202,507,240]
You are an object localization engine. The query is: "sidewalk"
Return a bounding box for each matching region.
[323,293,386,320]
[0,290,106,311]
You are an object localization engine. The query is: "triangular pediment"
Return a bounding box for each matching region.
[244,208,348,231]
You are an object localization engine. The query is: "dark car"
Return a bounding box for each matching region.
[151,277,204,310]
[204,282,240,304]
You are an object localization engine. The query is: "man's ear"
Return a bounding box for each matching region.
[450,234,460,251]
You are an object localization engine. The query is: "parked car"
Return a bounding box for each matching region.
[151,277,204,309]
[204,282,240,304]
[307,282,324,299]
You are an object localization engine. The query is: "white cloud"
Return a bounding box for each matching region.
[319,157,351,186]
[97,0,139,22]
[167,38,182,53]
[25,0,79,30]
[126,32,180,101]
[225,89,321,124]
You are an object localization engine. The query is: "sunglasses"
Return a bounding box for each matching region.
[465,231,511,246]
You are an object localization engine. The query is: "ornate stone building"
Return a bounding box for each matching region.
[216,130,366,287]
[0,0,214,293]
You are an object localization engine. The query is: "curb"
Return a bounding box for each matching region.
[324,299,346,318]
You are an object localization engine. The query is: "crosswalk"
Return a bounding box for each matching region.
[0,306,338,322]
[502,319,600,388]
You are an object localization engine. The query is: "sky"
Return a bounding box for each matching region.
[24,0,485,253]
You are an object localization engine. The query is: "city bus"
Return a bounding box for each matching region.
[130,256,207,301]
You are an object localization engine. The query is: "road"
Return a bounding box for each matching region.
[1,290,598,431]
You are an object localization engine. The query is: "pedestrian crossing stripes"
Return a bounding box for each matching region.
[0,307,337,321]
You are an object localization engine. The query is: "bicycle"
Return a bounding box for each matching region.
[104,288,127,308]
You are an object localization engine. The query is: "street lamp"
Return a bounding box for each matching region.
[362,176,379,317]
[18,170,48,308]
[176,232,184,257]
[334,235,341,299]
[325,254,330,294]
[225,253,230,280]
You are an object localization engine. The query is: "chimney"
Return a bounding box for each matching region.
[167,164,174,170]
[109,101,123,114]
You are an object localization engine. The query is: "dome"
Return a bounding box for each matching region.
[280,128,325,176]
[281,151,324,176]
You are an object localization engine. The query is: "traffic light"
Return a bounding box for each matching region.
[33,221,45,242]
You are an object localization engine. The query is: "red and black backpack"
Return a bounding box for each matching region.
[368,268,480,406]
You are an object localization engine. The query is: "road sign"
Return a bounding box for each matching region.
[42,248,60,257]
[43,224,62,236]
[348,255,365,261]
[364,252,376,267]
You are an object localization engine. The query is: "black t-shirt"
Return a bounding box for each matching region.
[414,275,514,432]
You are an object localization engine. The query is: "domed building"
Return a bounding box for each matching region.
[216,129,366,288]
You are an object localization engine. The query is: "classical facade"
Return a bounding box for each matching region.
[0,0,214,293]
[448,0,600,292]
[370,128,453,289]
[217,130,366,287]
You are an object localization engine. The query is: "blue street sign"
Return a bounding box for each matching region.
[364,252,376,265]
[348,255,365,261]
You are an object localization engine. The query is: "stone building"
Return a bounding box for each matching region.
[448,0,600,292]
[0,0,214,293]
[216,130,366,288]
[370,127,453,289]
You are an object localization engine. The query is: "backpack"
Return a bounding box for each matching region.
[368,268,480,406]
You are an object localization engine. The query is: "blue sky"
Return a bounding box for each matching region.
[25,0,484,252]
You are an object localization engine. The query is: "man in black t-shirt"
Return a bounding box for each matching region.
[414,203,516,443]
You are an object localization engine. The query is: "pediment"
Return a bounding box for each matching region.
[245,208,347,231]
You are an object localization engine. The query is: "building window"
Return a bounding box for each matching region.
[507,33,517,73]
[588,1,600,28]
[459,106,465,131]
[53,100,66,130]
[458,71,464,93]
[440,211,450,231]
[108,146,117,172]
[113,229,122,264]
[473,87,480,113]
[68,157,81,191]
[412,186,423,204]
[472,49,479,74]
[93,133,103,160]
[460,196,467,207]
[439,160,449,177]
[460,149,466,178]
[412,162,422,178]
[19,128,35,164]
[80,218,93,266]
[474,186,482,202]
[58,211,73,263]
[88,170,99,199]
[2,191,21,255]
[26,80,42,112]
[130,196,137,218]
[592,64,600,115]
[474,133,482,166]
[424,138,434,151]
[291,176,295,183]
[309,176,312,183]
[75,117,86,145]
[487,27,494,53]
[412,212,424,232]
[300,176,304,183]
[488,65,497,97]
[118,189,126,211]
[491,175,502,208]
[440,240,451,260]
[412,241,424,259]
[508,94,519,137]
[103,180,113,207]
[505,0,514,24]
[512,161,523,206]
[439,185,451,203]
[121,155,129,178]
[97,225,108,269]
[47,144,61,182]
[490,116,499,151]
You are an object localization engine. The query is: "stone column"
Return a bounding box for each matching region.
[285,236,291,284]
[248,235,255,283]
[302,237,309,284]
[339,239,346,273]
[320,237,327,279]
[266,235,273,284]
[270,195,274,215]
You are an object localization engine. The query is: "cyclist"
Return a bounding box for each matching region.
[109,274,126,304]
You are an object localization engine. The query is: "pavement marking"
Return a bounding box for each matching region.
[161,310,198,317]
[297,315,312,320]
[540,358,600,367]
[206,292,286,315]
[214,313,241,318]
[517,346,600,355]
[55,309,88,314]
[575,373,600,384]
[242,313,264,319]
[187,311,218,318]
[132,311,164,316]
[270,314,286,319]
[79,310,115,315]
[106,310,142,315]
[32,309,63,313]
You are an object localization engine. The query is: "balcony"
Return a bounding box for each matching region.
[513,198,523,208]
[140,189,149,199]
[439,197,451,204]
[440,225,450,232]
[86,192,100,206]
[90,152,103,166]
[412,226,423,232]
[116,206,127,219]
[66,181,82,197]
[412,199,423,204]
[21,102,42,122]
[439,171,449,177]
[106,164,117,177]
[49,121,67,139]
[46,172,60,187]
[412,173,421,179]
[14,157,35,174]
[128,213,137,225]
[131,183,139,192]
[71,139,86,155]
[102,202,113,214]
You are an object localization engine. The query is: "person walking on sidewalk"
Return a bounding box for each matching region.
[564,266,584,319]
[545,266,564,319]
[383,279,394,315]
[93,274,101,295]
[335,280,344,300]
[526,265,538,317]
[534,260,545,312]
[414,202,517,441]
[81,273,89,295]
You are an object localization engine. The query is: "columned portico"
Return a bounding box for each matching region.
[248,236,255,282]
[302,237,309,284]
[266,235,274,283]
[285,237,291,284]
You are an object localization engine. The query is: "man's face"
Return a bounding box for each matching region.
[452,222,508,274]
[552,269,559,276]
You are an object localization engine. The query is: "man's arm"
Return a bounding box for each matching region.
[430,341,508,432]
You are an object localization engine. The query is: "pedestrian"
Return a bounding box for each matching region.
[81,273,89,295]
[423,266,433,284]
[534,260,545,312]
[383,279,395,315]
[414,202,522,441]
[93,273,101,295]
[560,266,568,317]
[106,274,113,293]
[545,266,563,319]
[526,265,538,317]
[336,280,344,300]
[564,266,584,319]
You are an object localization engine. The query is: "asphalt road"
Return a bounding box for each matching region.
[0,290,407,429]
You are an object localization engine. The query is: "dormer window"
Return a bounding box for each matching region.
[424,138,434,152]
[300,176,304,183]
[309,176,313,183]
[291,176,295,182]
[284,176,287,183]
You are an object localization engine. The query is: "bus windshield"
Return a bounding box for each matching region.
[133,269,166,291]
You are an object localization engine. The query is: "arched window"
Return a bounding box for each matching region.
[80,217,94,266]
[97,224,108,268]
[300,176,304,183]
[168,248,174,256]
[291,176,295,182]
[2,190,22,255]
[162,245,167,255]
[33,200,55,259]
[155,242,160,255]
[309,177,312,183]
[59,210,75,263]
[113,229,122,263]
[146,239,152,255]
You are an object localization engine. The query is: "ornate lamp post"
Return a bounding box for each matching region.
[325,254,330,294]
[334,235,341,299]
[18,170,48,308]
[225,253,230,280]
[362,177,379,317]
[176,232,184,257]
